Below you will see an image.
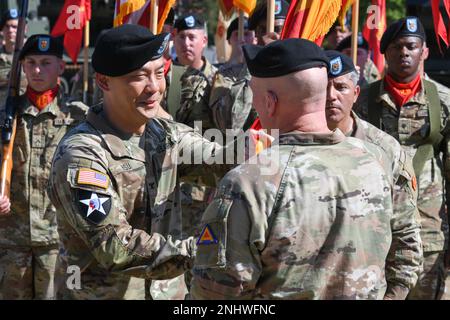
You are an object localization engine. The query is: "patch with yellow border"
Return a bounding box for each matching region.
[76,168,109,190]
[197,224,218,245]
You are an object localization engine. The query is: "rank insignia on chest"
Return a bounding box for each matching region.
[76,168,110,189]
[77,190,111,225]
[197,224,218,245]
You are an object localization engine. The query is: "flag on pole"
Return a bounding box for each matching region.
[232,0,257,15]
[430,0,449,53]
[280,0,341,45]
[114,0,176,33]
[337,0,354,28]
[218,0,235,18]
[362,0,386,73]
[51,0,91,64]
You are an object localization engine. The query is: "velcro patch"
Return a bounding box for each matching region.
[77,190,112,225]
[197,224,218,245]
[76,168,109,189]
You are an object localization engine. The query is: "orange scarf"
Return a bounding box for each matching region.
[25,86,58,111]
[384,73,422,108]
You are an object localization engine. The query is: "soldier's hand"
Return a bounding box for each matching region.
[262,32,280,45]
[0,195,11,215]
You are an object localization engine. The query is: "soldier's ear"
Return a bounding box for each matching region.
[96,73,110,91]
[266,90,278,117]
[58,59,66,76]
[353,85,361,103]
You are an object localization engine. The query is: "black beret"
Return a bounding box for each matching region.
[325,50,356,78]
[92,24,170,77]
[380,16,426,54]
[243,38,329,78]
[227,17,250,40]
[0,9,19,29]
[248,0,289,30]
[174,14,204,32]
[336,33,369,52]
[19,34,63,60]
[165,8,175,26]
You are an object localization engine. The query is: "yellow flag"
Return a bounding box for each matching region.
[233,0,257,15]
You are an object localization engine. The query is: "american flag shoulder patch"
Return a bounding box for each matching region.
[76,168,109,189]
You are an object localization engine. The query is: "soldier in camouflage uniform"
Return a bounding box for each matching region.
[47,25,256,300]
[209,17,258,136]
[191,38,422,300]
[172,15,218,253]
[0,35,88,299]
[0,9,27,107]
[354,17,450,300]
[325,50,422,299]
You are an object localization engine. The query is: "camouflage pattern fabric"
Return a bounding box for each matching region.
[191,129,421,299]
[354,78,450,299]
[407,251,446,299]
[0,47,27,107]
[0,244,59,299]
[48,104,243,299]
[349,112,423,299]
[0,89,88,300]
[209,62,258,135]
[363,59,381,84]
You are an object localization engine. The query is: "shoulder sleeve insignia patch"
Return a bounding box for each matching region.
[77,190,112,225]
[76,168,109,189]
[197,224,218,245]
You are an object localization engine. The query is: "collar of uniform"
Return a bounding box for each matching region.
[86,104,146,161]
[379,77,427,109]
[276,129,346,146]
[21,87,64,117]
[348,111,367,140]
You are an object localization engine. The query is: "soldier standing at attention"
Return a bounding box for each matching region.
[354,16,450,300]
[325,50,422,299]
[0,34,89,299]
[191,38,420,299]
[0,9,26,106]
[209,17,258,136]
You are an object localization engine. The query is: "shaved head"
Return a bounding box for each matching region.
[250,67,330,133]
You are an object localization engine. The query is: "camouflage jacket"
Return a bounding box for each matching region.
[363,59,381,84]
[47,104,240,299]
[0,89,88,247]
[354,79,450,252]
[209,62,258,135]
[176,58,217,132]
[349,112,423,299]
[191,129,419,300]
[0,46,26,106]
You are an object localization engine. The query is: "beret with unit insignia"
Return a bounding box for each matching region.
[0,9,19,29]
[19,34,63,60]
[325,50,356,78]
[227,17,250,40]
[174,14,204,32]
[92,24,170,77]
[380,16,426,54]
[243,38,329,78]
[336,33,369,52]
[248,0,289,30]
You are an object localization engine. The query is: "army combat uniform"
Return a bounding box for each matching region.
[209,62,258,136]
[0,89,88,299]
[191,129,422,299]
[355,78,450,299]
[0,46,27,106]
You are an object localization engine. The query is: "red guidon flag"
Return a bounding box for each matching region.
[430,0,449,53]
[51,0,91,64]
[337,0,354,28]
[114,0,176,33]
[281,0,341,45]
[362,0,386,73]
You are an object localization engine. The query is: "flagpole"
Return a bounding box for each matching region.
[351,0,359,65]
[238,9,244,41]
[150,0,159,34]
[267,0,275,34]
[83,20,89,104]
